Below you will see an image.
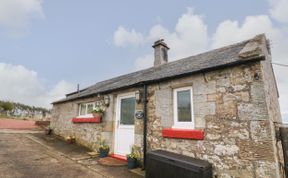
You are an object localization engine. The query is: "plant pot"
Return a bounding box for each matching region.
[127,157,138,169]
[137,158,143,168]
[66,138,72,144]
[99,148,109,158]
[45,128,53,135]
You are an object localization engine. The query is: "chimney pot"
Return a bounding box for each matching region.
[153,39,169,67]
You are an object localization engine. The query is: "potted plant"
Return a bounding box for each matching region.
[127,145,140,169]
[91,106,105,122]
[71,136,76,143]
[66,136,76,144]
[66,136,72,144]
[98,139,109,158]
[45,126,53,135]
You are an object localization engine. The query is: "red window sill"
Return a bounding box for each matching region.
[72,117,101,123]
[162,128,204,140]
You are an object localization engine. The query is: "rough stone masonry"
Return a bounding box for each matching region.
[51,34,284,178]
[146,60,283,177]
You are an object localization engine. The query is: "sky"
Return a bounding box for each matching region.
[0,0,287,121]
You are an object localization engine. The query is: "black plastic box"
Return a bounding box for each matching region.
[146,150,212,178]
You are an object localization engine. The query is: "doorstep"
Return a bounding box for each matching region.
[98,157,127,166]
[110,154,127,161]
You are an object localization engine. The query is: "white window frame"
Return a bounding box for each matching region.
[78,102,95,118]
[173,86,194,129]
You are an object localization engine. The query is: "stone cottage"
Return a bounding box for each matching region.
[51,34,284,177]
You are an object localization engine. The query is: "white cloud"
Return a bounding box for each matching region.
[113,7,288,122]
[269,0,288,24]
[274,65,288,123]
[156,8,209,60]
[113,26,144,47]
[211,15,282,48]
[0,0,44,37]
[0,63,74,108]
[211,14,288,122]
[135,54,154,71]
[113,8,209,70]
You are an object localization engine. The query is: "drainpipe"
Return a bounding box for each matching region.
[143,84,148,169]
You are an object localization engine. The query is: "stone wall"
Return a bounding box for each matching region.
[51,88,143,152]
[51,95,113,150]
[52,58,283,177]
[146,61,283,178]
[260,55,284,175]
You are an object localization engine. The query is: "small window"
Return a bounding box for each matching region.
[87,103,94,114]
[120,97,136,125]
[79,104,87,116]
[173,87,194,128]
[78,102,95,116]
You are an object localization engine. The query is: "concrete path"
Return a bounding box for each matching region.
[0,119,142,178]
[0,132,105,178]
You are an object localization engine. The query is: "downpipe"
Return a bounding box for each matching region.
[143,84,148,169]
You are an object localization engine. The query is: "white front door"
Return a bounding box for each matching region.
[114,93,136,156]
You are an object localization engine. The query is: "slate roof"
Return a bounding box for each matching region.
[53,34,268,104]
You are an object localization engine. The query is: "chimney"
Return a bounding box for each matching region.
[152,39,169,67]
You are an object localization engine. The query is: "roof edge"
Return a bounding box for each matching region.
[52,56,265,105]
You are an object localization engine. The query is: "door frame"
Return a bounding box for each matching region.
[114,92,136,156]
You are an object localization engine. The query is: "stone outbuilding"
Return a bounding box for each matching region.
[51,34,284,177]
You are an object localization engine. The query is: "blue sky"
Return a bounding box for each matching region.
[0,0,271,87]
[0,0,287,122]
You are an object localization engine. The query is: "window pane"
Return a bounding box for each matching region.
[120,97,136,125]
[87,104,94,114]
[80,104,86,115]
[177,90,192,122]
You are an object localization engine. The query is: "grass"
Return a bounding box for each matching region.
[0,114,12,119]
[0,114,27,120]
